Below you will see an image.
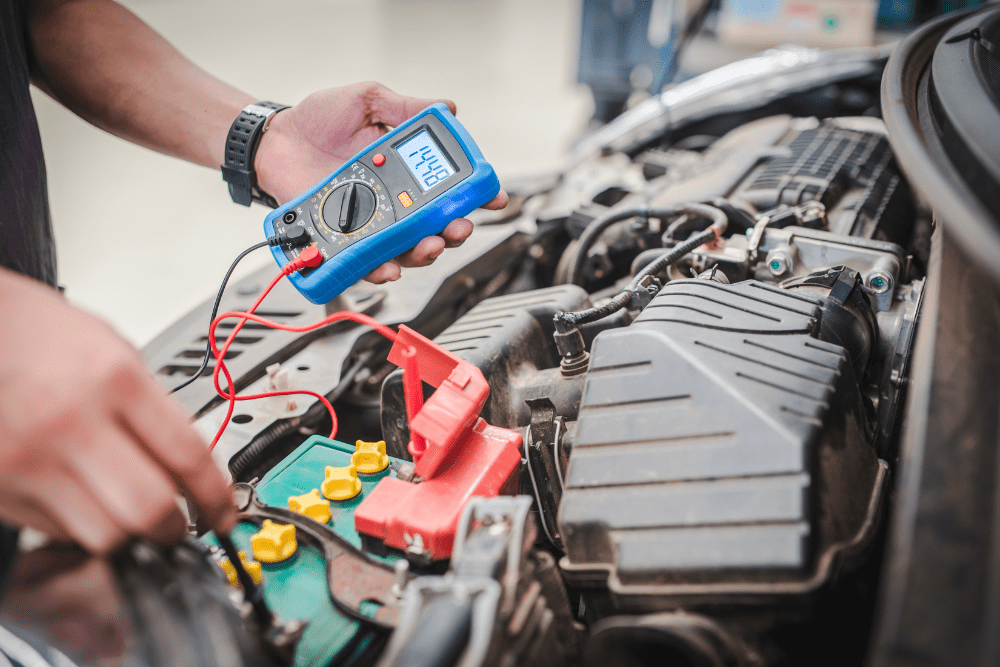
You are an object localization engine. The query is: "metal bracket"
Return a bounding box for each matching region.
[525,398,566,549]
[233,483,406,629]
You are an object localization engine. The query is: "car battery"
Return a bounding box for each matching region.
[204,435,405,667]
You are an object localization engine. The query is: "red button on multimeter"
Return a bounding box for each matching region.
[372,154,385,166]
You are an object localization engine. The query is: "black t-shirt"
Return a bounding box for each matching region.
[0,0,56,287]
[0,0,54,586]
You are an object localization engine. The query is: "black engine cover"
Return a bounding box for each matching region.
[558,279,884,606]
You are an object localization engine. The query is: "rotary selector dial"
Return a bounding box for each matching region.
[322,181,376,234]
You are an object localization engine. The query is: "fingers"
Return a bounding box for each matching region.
[440,218,473,248]
[18,468,128,556]
[115,368,236,534]
[65,427,188,546]
[482,190,509,211]
[364,261,401,284]
[362,216,476,284]
[395,218,474,266]
[396,235,446,268]
[363,82,457,127]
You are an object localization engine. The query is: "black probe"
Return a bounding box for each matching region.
[216,532,274,628]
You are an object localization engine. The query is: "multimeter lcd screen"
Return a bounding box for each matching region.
[396,130,456,192]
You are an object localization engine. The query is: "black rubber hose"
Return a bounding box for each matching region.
[555,204,728,328]
[662,215,698,242]
[390,595,473,667]
[630,248,675,277]
[561,207,686,287]
[228,419,298,482]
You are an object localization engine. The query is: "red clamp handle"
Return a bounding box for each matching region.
[387,325,490,480]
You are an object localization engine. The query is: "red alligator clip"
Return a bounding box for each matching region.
[353,325,523,560]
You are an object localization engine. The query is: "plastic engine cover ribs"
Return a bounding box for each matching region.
[559,277,888,606]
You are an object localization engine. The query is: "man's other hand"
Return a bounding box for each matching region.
[0,270,236,555]
[253,82,507,283]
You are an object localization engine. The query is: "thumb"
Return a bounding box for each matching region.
[367,84,457,127]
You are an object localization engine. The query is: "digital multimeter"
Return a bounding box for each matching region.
[264,103,501,304]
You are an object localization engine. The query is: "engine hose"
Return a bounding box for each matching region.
[555,204,728,328]
[228,419,299,482]
[662,215,697,243]
[631,203,729,285]
[228,352,372,481]
[630,248,675,277]
[561,207,683,286]
[561,202,740,287]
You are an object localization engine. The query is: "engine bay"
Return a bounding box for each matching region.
[128,41,942,667]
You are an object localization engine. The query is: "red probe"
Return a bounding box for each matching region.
[207,246,415,450]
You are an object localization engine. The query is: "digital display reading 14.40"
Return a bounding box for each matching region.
[396,130,456,192]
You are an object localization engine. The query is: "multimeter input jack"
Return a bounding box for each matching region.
[268,226,310,248]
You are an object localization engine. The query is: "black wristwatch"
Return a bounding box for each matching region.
[221,101,290,207]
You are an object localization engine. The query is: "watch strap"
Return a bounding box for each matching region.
[221,101,290,207]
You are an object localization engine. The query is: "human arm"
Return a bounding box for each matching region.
[24,0,506,282]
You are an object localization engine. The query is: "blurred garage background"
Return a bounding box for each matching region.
[32,0,592,346]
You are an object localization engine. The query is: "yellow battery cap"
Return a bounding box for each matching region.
[218,550,263,587]
[321,464,362,501]
[352,440,389,474]
[250,519,297,563]
[288,488,331,524]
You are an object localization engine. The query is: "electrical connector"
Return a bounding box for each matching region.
[283,246,323,275]
[267,225,311,248]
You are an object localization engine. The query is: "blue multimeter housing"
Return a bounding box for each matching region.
[263,103,500,304]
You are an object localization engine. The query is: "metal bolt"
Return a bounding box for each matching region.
[392,559,409,598]
[767,252,791,276]
[866,269,893,294]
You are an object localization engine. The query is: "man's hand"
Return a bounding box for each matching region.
[254,82,507,283]
[27,1,504,281]
[0,270,235,555]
